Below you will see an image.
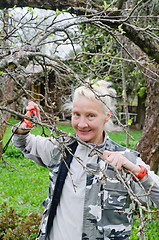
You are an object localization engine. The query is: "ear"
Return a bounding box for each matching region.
[105,111,112,122]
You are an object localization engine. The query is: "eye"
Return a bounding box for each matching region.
[73,112,80,117]
[88,114,95,118]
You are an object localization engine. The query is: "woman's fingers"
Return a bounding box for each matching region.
[102,150,141,174]
[26,101,41,122]
[102,150,127,170]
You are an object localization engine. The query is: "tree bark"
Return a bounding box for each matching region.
[0,77,14,157]
[134,66,159,173]
[0,0,87,11]
[0,112,11,158]
[136,95,146,130]
[123,24,159,64]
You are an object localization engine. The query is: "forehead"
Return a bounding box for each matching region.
[72,95,103,112]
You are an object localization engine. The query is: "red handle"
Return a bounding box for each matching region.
[30,109,37,116]
[24,119,33,128]
[24,101,37,127]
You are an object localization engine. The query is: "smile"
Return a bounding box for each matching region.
[78,129,91,133]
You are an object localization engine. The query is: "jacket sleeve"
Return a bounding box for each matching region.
[12,132,61,168]
[135,156,159,208]
[141,174,159,207]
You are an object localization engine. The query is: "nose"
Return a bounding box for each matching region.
[78,117,88,128]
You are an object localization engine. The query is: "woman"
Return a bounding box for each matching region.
[12,80,159,240]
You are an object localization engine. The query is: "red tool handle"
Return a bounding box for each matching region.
[24,101,37,128]
[24,119,33,128]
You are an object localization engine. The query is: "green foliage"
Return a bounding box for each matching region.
[0,203,41,239]
[70,21,147,105]
[118,24,126,34]
[55,9,61,16]
[128,119,132,126]
[131,212,159,240]
[138,86,146,98]
[103,1,118,11]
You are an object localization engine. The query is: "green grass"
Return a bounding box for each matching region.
[1,118,158,239]
[108,130,142,149]
[0,147,49,216]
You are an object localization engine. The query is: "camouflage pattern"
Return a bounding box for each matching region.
[79,139,138,240]
[35,136,142,240]
[12,132,158,240]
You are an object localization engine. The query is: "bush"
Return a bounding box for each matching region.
[0,203,41,240]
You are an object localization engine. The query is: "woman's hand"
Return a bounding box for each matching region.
[25,100,41,122]
[102,150,142,177]
[13,100,41,134]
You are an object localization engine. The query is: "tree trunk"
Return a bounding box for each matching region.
[0,0,87,11]
[134,67,159,173]
[0,0,159,64]
[0,112,11,158]
[136,95,146,130]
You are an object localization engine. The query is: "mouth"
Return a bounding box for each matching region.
[78,129,91,133]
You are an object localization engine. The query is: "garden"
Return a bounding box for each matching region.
[0,118,158,239]
[0,1,159,239]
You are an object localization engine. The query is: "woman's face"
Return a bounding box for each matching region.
[71,95,111,145]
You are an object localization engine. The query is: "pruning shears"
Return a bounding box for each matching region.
[3,100,38,154]
[24,101,39,128]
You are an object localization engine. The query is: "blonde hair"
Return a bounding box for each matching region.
[73,80,116,115]
[64,80,119,131]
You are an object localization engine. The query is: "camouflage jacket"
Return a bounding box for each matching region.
[12,132,159,240]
